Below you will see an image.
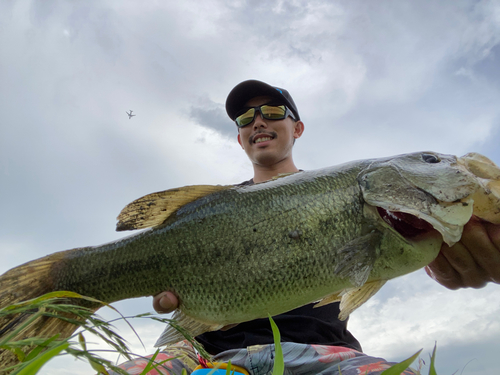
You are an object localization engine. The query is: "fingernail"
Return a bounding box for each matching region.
[160,294,172,309]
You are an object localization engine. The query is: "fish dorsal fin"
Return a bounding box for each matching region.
[154,310,223,347]
[337,280,386,320]
[116,185,231,231]
[313,292,342,308]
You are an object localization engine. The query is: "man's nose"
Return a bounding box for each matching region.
[252,112,267,129]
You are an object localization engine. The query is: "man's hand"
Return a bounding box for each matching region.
[152,291,238,331]
[425,216,500,289]
[153,291,179,313]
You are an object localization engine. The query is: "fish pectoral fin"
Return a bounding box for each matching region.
[154,310,224,347]
[116,185,232,231]
[338,280,387,320]
[314,292,342,308]
[334,230,382,287]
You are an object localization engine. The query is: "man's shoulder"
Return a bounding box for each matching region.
[236,178,254,186]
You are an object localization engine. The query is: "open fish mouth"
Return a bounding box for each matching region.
[371,199,472,246]
[377,207,435,239]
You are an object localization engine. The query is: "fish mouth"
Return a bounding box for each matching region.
[376,207,435,239]
[372,199,472,246]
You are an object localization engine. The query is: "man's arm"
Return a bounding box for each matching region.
[425,216,500,289]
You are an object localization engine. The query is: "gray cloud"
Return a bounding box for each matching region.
[189,99,236,138]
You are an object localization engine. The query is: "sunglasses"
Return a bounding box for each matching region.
[235,105,296,128]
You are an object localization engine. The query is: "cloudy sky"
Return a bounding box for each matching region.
[1,0,500,374]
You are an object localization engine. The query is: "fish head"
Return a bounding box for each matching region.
[358,151,480,246]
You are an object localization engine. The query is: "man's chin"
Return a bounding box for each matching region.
[252,152,284,167]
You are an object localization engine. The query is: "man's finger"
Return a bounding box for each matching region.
[153,291,178,314]
[425,250,463,290]
[439,241,487,289]
[457,218,500,284]
[481,221,500,283]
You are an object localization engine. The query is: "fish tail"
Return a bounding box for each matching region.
[0,251,86,369]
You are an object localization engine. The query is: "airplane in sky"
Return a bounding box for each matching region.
[126,110,136,119]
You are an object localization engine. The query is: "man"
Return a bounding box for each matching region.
[115,80,500,374]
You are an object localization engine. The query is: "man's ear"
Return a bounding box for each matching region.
[237,133,244,149]
[293,121,305,139]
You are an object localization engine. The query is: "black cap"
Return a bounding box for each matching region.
[225,80,300,121]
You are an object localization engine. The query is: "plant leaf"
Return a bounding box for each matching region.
[380,349,422,375]
[14,342,69,375]
[269,315,284,375]
[139,349,160,375]
[24,334,61,362]
[428,343,437,375]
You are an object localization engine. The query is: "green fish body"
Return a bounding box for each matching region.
[1,151,499,351]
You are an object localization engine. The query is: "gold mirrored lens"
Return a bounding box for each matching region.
[236,108,256,126]
[261,105,286,119]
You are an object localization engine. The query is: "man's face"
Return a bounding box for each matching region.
[237,96,304,167]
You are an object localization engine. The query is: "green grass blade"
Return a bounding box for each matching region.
[0,291,84,313]
[148,356,180,375]
[24,334,61,362]
[428,343,437,375]
[380,349,422,375]
[152,317,211,360]
[14,342,69,375]
[6,347,26,362]
[268,315,284,375]
[139,348,160,375]
[76,333,110,375]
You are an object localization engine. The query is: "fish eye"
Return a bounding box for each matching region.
[422,153,440,163]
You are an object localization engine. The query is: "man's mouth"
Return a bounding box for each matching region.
[251,132,277,144]
[255,136,273,144]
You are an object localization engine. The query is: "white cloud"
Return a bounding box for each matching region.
[349,272,500,372]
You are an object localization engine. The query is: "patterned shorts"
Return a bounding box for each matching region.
[109,340,418,375]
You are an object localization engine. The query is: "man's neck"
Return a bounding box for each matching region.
[252,159,300,183]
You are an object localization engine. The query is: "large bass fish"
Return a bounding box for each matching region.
[1,152,499,360]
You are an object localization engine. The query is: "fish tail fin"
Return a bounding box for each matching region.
[0,252,84,369]
[0,252,62,309]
